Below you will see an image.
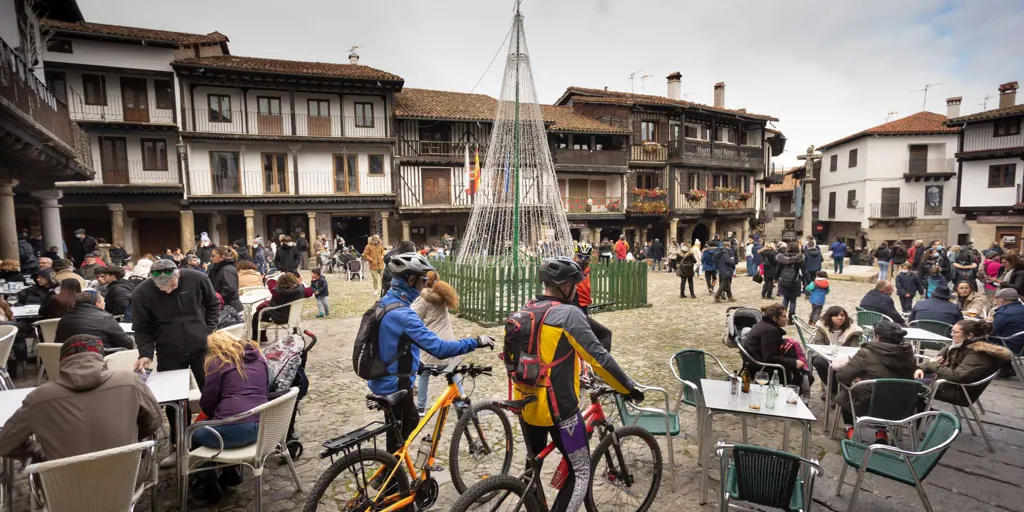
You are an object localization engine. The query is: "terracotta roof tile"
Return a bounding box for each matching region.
[563,87,778,121]
[819,111,958,150]
[540,105,630,133]
[172,55,402,82]
[765,172,797,193]
[946,103,1024,125]
[41,18,227,45]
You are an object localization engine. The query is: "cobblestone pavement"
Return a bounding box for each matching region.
[10,269,1022,511]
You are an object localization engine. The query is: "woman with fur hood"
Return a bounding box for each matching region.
[411,270,461,413]
[675,244,698,298]
[916,319,1012,406]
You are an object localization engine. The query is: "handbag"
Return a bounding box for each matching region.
[752,274,763,284]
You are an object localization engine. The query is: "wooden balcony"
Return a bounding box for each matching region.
[627,188,669,215]
[183,110,389,138]
[704,189,755,213]
[68,92,174,124]
[667,139,764,170]
[553,148,627,167]
[398,140,487,160]
[630,143,667,163]
[562,196,624,215]
[187,169,393,197]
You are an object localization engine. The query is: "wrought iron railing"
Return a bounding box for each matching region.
[67,91,175,124]
[183,109,389,138]
[869,202,917,219]
[553,148,627,167]
[562,196,623,213]
[668,139,764,163]
[398,140,487,159]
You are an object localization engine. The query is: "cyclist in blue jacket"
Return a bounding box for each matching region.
[370,253,494,452]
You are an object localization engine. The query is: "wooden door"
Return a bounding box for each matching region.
[120,77,149,123]
[262,153,288,194]
[100,137,129,184]
[258,97,283,135]
[421,168,451,205]
[307,99,331,136]
[881,188,900,217]
[996,226,1022,250]
[136,218,181,256]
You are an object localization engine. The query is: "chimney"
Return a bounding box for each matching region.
[348,46,360,65]
[946,96,962,118]
[713,82,725,108]
[666,72,682,100]
[999,81,1019,109]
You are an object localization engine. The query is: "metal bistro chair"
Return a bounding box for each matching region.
[31,318,60,384]
[991,330,1024,387]
[256,299,307,343]
[669,349,732,465]
[25,439,157,512]
[907,319,953,354]
[612,382,679,490]
[736,341,788,386]
[854,308,892,338]
[926,369,1000,452]
[836,411,960,512]
[829,378,931,446]
[0,326,17,390]
[790,316,815,352]
[716,442,821,512]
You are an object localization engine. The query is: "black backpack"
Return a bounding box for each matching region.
[503,299,574,387]
[779,264,799,284]
[352,301,407,380]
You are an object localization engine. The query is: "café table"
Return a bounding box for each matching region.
[903,327,952,353]
[698,378,816,505]
[119,323,134,335]
[240,291,270,340]
[804,344,861,433]
[141,369,192,508]
[10,305,40,319]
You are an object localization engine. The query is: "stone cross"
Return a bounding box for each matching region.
[796,145,822,241]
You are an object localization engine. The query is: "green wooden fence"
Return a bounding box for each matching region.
[433,259,649,325]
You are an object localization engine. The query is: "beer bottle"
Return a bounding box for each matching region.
[740,368,751,393]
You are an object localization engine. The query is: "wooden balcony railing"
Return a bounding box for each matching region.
[562,196,623,214]
[68,91,174,124]
[630,143,667,162]
[905,158,955,175]
[869,202,917,219]
[94,160,179,185]
[668,139,763,163]
[187,169,393,196]
[398,140,487,159]
[553,148,627,167]
[0,38,92,169]
[706,189,755,210]
[627,188,669,214]
[184,109,389,138]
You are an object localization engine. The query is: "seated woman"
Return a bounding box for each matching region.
[834,321,917,441]
[236,259,263,289]
[191,332,269,503]
[809,306,864,396]
[39,278,82,319]
[250,273,312,341]
[954,281,987,318]
[742,303,813,391]
[54,289,134,350]
[915,320,1012,406]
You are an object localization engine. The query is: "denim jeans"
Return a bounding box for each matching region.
[878,261,890,281]
[191,421,259,449]
[417,371,464,411]
[316,295,329,316]
[833,257,844,274]
[745,257,754,276]
[781,295,798,317]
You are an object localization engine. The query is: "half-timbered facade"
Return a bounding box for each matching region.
[555,75,785,247]
[949,82,1024,249]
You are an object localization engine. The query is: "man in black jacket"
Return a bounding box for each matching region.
[17,233,39,276]
[858,280,906,326]
[131,259,219,467]
[297,232,310,270]
[95,266,134,320]
[714,241,737,303]
[15,270,55,306]
[70,228,97,267]
[758,243,780,299]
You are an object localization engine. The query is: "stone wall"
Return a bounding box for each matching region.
[763,218,788,242]
[966,221,998,247]
[867,218,948,245]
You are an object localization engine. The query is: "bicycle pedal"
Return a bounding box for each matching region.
[427,464,445,472]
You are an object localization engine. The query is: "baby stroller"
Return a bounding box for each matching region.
[264,329,318,459]
[722,306,762,348]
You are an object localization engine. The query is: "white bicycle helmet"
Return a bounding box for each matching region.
[388,253,435,278]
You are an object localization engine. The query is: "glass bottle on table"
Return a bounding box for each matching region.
[765,371,779,409]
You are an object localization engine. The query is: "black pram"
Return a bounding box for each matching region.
[265,329,318,459]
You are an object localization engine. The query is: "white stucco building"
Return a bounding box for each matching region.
[816,110,968,249]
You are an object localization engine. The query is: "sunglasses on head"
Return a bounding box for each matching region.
[151,268,176,277]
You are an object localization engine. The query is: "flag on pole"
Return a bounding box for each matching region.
[466,145,481,195]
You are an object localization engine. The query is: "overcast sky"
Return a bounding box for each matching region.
[80,0,1023,168]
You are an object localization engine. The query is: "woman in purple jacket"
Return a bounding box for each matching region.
[191,332,269,503]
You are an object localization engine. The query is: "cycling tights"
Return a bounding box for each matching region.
[523,412,590,512]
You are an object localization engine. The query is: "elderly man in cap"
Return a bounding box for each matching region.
[131,258,220,467]
[909,284,963,326]
[991,288,1024,355]
[0,334,161,461]
[70,228,97,267]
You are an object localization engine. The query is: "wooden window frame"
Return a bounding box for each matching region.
[257,96,282,116]
[209,151,242,194]
[261,152,289,194]
[828,191,837,219]
[308,99,330,117]
[140,138,168,171]
[100,136,129,171]
[829,154,837,172]
[368,154,385,175]
[153,79,173,110]
[847,189,856,208]
[45,71,67,104]
[82,74,106,106]
[354,102,375,128]
[333,154,359,194]
[46,38,73,53]
[208,94,232,122]
[988,164,1016,188]
[641,121,658,143]
[848,148,858,168]
[994,118,1022,138]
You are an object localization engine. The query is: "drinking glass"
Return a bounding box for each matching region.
[754,370,769,389]
[785,385,800,405]
[749,385,764,411]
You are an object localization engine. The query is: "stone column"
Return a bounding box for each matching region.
[32,190,64,258]
[593,227,603,242]
[244,210,255,245]
[709,219,719,240]
[307,212,317,256]
[639,227,648,244]
[0,179,19,261]
[108,204,125,246]
[401,220,411,241]
[580,227,592,243]
[180,210,195,252]
[669,218,679,243]
[380,212,391,246]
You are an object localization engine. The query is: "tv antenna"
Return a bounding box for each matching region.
[639,73,651,91]
[980,94,995,110]
[628,69,644,93]
[885,111,898,122]
[683,92,693,100]
[910,82,943,111]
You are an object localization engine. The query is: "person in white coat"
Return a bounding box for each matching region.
[411,271,463,413]
[692,239,703,276]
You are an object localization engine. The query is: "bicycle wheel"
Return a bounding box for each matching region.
[587,426,663,512]
[450,475,541,512]
[302,447,410,512]
[448,401,515,494]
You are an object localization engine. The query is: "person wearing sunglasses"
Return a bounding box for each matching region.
[131,258,220,468]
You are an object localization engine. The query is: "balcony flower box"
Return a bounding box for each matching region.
[630,187,668,199]
[687,189,706,203]
[739,192,754,201]
[641,141,663,154]
[607,199,621,212]
[712,187,740,194]
[628,200,668,214]
[712,199,743,209]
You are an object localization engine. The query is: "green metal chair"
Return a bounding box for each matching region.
[926,370,1000,452]
[613,383,679,489]
[836,410,960,512]
[668,349,732,467]
[790,316,815,352]
[907,319,953,353]
[716,442,821,512]
[829,378,931,445]
[855,309,892,331]
[736,340,788,386]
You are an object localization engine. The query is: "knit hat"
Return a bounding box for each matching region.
[873,321,907,345]
[931,285,952,300]
[150,259,178,287]
[200,232,210,244]
[60,334,104,361]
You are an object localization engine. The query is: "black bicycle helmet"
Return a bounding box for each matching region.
[388,253,435,278]
[539,257,583,285]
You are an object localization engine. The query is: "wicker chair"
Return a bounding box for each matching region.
[103,349,140,373]
[25,440,157,512]
[0,325,17,390]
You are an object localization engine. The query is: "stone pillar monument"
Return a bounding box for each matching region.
[796,145,823,240]
[307,212,317,256]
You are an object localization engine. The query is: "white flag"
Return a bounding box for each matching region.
[463,144,471,191]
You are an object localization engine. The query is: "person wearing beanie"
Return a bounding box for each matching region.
[834,321,917,442]
[0,334,161,461]
[15,269,56,306]
[51,258,87,288]
[991,288,1024,360]
[909,284,963,326]
[198,232,216,266]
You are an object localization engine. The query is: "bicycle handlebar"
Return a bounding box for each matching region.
[418,362,493,378]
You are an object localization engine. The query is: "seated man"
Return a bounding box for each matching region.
[909,284,963,326]
[54,290,135,350]
[15,269,55,306]
[95,266,135,319]
[0,335,161,461]
[858,280,906,326]
[991,288,1024,376]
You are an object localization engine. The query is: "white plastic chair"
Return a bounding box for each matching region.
[103,349,140,373]
[183,388,302,511]
[25,439,156,512]
[346,259,363,280]
[0,325,17,389]
[238,286,268,296]
[36,343,63,384]
[31,318,60,384]
[216,323,245,339]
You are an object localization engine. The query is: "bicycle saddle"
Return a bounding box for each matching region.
[495,395,538,412]
[365,389,409,407]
